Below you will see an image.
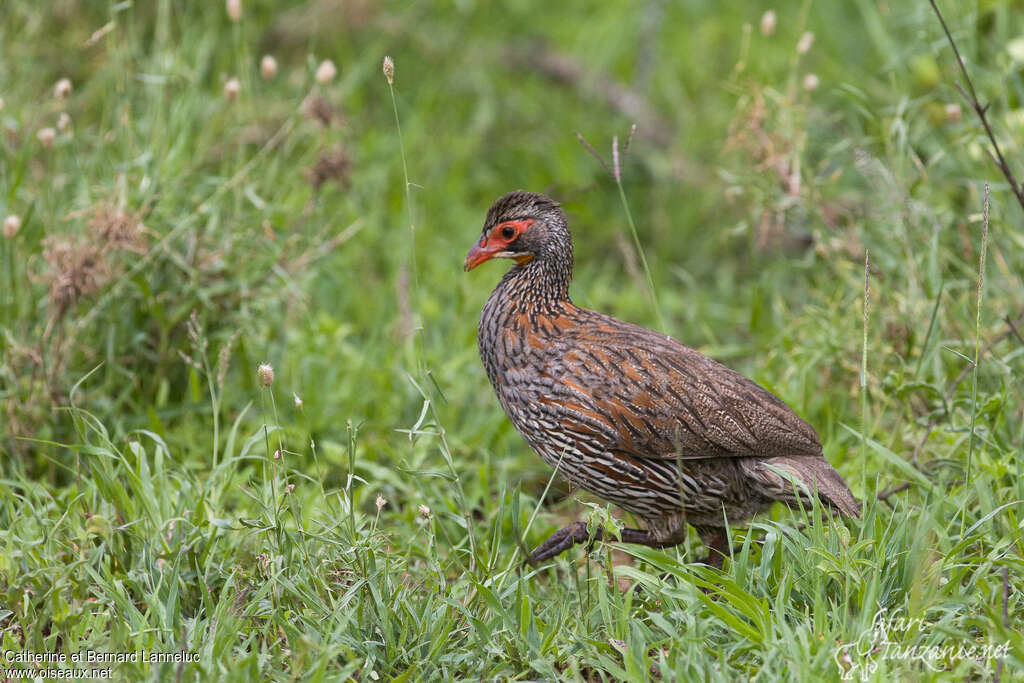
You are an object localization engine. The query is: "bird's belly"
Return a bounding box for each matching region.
[517,425,742,521]
[528,440,676,518]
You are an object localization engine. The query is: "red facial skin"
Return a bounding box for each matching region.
[464,219,535,271]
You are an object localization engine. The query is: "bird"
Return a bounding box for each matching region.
[465,190,859,567]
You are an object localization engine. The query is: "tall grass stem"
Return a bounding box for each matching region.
[966,184,990,481]
[386,61,478,572]
[861,249,870,496]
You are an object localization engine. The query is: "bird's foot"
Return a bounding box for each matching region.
[529,522,688,564]
[699,550,725,571]
[527,521,597,564]
[695,530,730,570]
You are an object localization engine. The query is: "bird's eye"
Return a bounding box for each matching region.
[501,226,516,240]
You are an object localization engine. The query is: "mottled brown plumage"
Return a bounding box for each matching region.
[466,191,859,565]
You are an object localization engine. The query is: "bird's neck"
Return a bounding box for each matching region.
[491,257,572,314]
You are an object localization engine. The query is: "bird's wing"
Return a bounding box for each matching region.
[540,309,822,461]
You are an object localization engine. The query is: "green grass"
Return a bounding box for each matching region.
[1,1,1022,680]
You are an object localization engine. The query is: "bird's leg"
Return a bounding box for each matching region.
[699,531,732,570]
[619,524,687,549]
[530,518,688,563]
[528,520,598,565]
[529,521,597,563]
[618,513,688,550]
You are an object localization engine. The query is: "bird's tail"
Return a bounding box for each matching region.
[744,455,861,518]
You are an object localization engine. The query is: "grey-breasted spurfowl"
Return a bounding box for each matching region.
[465,191,859,566]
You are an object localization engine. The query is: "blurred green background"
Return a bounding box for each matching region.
[5,0,1019,464]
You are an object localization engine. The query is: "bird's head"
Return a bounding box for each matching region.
[464,191,573,273]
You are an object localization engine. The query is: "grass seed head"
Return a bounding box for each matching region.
[418,504,431,519]
[3,215,21,239]
[224,77,241,100]
[226,0,242,22]
[88,202,147,253]
[257,363,275,387]
[315,59,337,84]
[382,56,394,85]
[760,10,776,36]
[376,495,387,511]
[186,309,206,352]
[305,147,351,192]
[42,237,110,316]
[260,55,278,80]
[37,127,56,147]
[57,112,71,131]
[54,78,72,100]
[216,333,237,389]
[797,32,814,55]
[802,73,820,91]
[301,94,333,125]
